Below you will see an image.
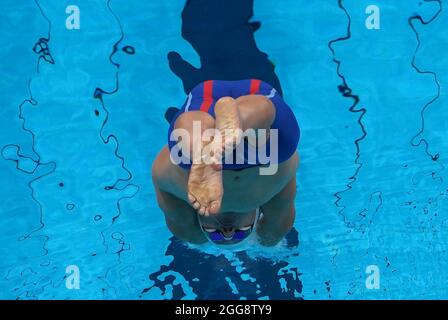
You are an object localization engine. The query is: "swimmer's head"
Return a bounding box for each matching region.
[197,209,258,245]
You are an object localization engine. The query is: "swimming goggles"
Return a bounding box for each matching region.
[198,208,260,244]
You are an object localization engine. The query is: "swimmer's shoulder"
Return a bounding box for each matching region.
[152,145,189,196]
[290,150,300,170]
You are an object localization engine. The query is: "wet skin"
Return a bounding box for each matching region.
[152,94,299,246]
[152,146,298,246]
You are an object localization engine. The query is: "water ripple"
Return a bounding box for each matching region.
[328,0,367,226]
[408,0,443,164]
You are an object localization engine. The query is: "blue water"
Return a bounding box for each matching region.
[0,0,447,300]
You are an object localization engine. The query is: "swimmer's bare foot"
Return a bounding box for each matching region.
[187,97,243,216]
[188,162,223,216]
[213,97,243,162]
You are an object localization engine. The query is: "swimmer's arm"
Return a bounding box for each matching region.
[152,147,207,244]
[154,186,207,244]
[257,177,296,246]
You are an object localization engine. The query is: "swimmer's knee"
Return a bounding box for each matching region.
[255,95,275,119]
[174,111,215,130]
[237,95,275,130]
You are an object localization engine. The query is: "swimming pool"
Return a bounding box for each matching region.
[0,0,447,300]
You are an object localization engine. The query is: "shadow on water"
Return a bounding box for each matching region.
[154,0,302,299]
[146,230,301,299]
[164,0,283,123]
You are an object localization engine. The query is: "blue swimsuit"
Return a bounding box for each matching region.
[167,79,300,170]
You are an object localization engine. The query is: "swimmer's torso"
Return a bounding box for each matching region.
[158,146,298,212]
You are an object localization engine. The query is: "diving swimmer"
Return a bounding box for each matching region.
[152,79,300,246]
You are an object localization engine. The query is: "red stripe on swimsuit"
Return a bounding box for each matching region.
[200,80,214,112]
[249,79,261,94]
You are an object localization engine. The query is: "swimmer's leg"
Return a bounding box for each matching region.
[174,111,223,216]
[214,95,275,147]
[213,97,244,159]
[173,111,215,161]
[235,95,276,133]
[173,96,275,216]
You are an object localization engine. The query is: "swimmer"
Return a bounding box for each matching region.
[152,79,300,246]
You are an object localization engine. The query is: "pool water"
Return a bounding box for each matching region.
[0,0,447,300]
